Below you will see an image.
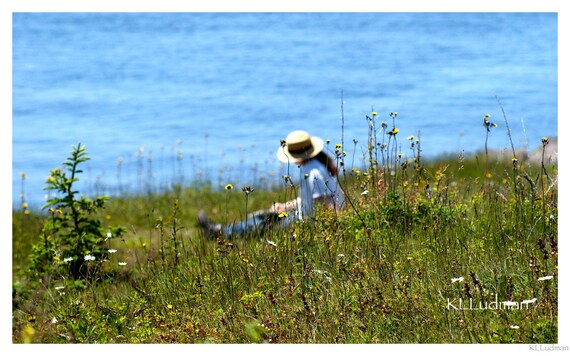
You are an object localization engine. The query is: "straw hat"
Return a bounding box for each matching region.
[277,130,324,163]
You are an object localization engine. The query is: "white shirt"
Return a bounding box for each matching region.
[296,158,344,219]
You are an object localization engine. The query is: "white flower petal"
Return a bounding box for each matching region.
[538,276,553,281]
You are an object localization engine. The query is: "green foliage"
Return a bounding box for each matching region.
[12,115,558,344]
[28,143,125,281]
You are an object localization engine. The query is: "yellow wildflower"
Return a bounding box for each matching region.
[388,128,399,136]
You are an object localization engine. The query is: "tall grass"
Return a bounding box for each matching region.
[12,111,557,344]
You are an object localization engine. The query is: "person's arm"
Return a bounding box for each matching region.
[270,197,301,213]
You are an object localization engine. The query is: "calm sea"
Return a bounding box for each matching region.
[12,12,558,208]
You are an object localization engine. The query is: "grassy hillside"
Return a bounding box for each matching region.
[12,129,558,344]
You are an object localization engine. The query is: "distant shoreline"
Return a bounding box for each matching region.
[485,136,558,164]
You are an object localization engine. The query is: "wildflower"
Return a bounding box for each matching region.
[390,112,398,117]
[167,304,173,309]
[54,286,65,290]
[84,254,96,261]
[242,186,254,195]
[52,317,58,324]
[24,210,30,215]
[372,111,377,116]
[537,275,553,281]
[388,128,399,136]
[278,211,289,218]
[22,202,28,209]
[118,262,127,266]
[398,153,402,159]
[509,325,520,329]
[63,257,73,263]
[361,190,369,196]
[542,137,549,145]
[483,114,497,131]
[304,173,309,179]
[512,157,518,163]
[108,249,117,254]
[407,135,414,141]
[451,277,464,283]
[326,139,331,144]
[225,184,233,190]
[381,122,388,129]
[19,172,26,179]
[485,172,493,179]
[106,232,112,240]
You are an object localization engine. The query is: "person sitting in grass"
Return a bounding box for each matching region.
[198,130,345,239]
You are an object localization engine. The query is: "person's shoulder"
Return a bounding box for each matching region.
[306,158,326,171]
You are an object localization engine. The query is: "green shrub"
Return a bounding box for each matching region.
[29,143,125,282]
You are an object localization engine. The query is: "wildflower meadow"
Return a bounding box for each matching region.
[12,111,558,344]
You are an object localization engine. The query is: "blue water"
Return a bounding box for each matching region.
[12,12,558,208]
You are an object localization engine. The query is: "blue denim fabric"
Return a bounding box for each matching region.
[221,211,293,238]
